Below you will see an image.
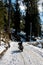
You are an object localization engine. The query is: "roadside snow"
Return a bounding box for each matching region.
[0,41,6,54]
[36,39,43,43]
[0,46,6,54]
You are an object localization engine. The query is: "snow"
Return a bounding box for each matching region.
[0,46,6,54]
[36,39,43,43]
[0,41,8,54]
[37,43,42,48]
[0,41,43,65]
[20,31,26,35]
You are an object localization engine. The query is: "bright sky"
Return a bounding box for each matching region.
[12,0,43,12]
[12,0,43,23]
[12,0,26,15]
[38,0,43,24]
[12,0,26,10]
[38,0,43,12]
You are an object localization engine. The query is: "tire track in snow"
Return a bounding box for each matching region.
[20,52,26,65]
[23,46,43,65]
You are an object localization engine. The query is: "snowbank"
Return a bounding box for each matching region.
[0,46,6,55]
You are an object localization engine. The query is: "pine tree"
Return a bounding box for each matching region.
[0,1,8,42]
[14,0,21,35]
[0,1,8,31]
[24,0,41,41]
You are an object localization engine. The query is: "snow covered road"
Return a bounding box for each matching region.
[0,42,43,65]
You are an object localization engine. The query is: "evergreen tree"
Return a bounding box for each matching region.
[0,1,8,31]
[14,0,21,35]
[0,1,8,42]
[24,0,41,41]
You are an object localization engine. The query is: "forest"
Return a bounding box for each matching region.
[0,0,41,42]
